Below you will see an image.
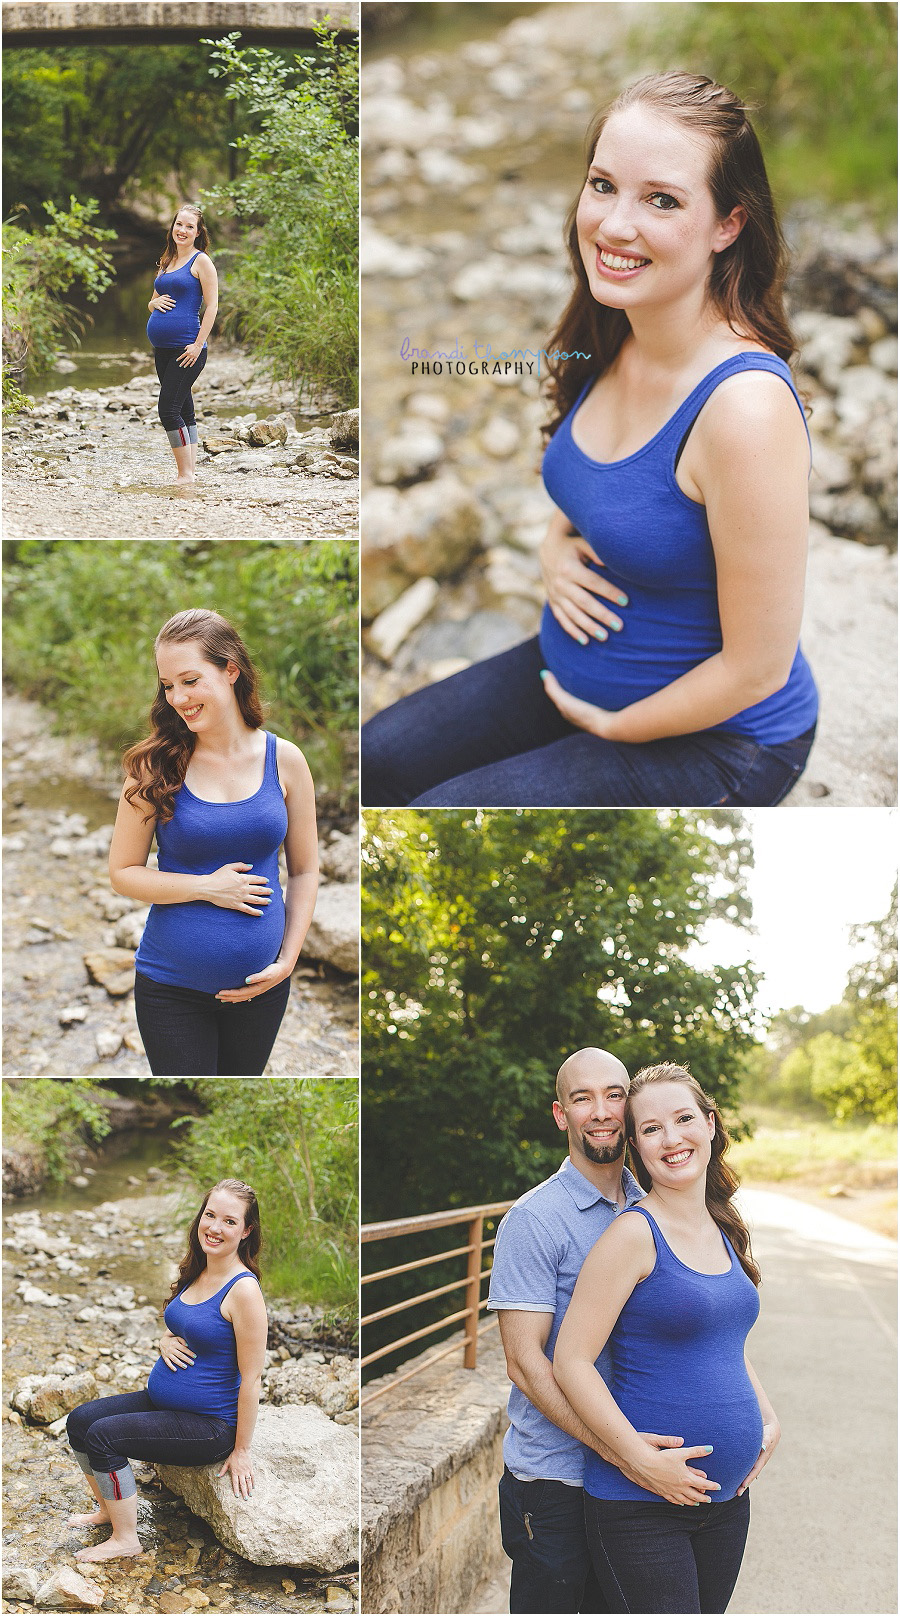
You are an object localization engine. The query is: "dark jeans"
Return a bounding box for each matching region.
[154,344,207,443]
[499,1468,610,1614]
[584,1491,751,1614]
[67,1391,236,1492]
[361,637,815,808]
[134,969,290,1076]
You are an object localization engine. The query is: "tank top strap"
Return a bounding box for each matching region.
[263,730,279,786]
[218,1270,259,1301]
[665,352,810,469]
[627,1202,666,1257]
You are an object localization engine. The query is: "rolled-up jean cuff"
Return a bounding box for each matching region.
[70,1447,94,1476]
[93,1463,137,1501]
[186,424,199,444]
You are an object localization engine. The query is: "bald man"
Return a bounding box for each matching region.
[487,1049,682,1614]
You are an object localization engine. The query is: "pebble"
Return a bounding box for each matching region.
[368,577,440,661]
[59,1005,88,1026]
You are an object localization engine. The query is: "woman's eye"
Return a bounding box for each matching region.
[649,192,679,210]
[588,176,614,195]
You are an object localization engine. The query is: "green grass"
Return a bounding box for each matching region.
[729,1105,897,1189]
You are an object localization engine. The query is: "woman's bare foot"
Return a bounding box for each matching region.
[75,1535,143,1562]
[173,474,195,485]
[68,1508,110,1527]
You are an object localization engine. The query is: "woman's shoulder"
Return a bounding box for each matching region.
[274,734,313,786]
[192,251,215,272]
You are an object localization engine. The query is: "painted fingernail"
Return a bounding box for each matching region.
[618,593,629,606]
[703,1446,714,1454]
[539,669,549,681]
[610,617,623,630]
[595,627,607,641]
[577,633,587,646]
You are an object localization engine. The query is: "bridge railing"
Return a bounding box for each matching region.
[361,1200,515,1407]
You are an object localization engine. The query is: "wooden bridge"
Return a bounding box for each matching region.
[1,1,358,48]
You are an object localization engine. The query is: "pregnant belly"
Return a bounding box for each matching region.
[136,896,286,995]
[539,600,722,710]
[625,1394,763,1502]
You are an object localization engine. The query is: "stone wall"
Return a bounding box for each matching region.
[362,1330,511,1614]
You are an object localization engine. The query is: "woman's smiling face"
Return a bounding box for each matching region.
[575,102,745,313]
[199,1189,249,1260]
[629,1080,716,1187]
[156,638,238,732]
[172,209,200,250]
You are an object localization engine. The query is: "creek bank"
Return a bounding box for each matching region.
[2,1190,359,1614]
[360,1,897,808]
[3,350,358,541]
[3,693,359,1078]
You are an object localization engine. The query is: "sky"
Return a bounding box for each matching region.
[690,808,897,1019]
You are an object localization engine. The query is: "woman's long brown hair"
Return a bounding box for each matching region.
[626,1062,761,1286]
[158,204,210,273]
[544,71,798,439]
[123,609,264,825]
[168,1179,262,1304]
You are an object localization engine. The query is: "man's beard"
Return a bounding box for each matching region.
[581,1130,625,1165]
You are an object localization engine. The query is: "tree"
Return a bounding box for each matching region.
[362,810,760,1220]
[201,26,358,403]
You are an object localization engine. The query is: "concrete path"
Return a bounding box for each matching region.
[474,1191,897,1615]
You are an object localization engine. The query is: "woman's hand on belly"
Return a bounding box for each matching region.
[735,1418,780,1496]
[539,669,622,741]
[158,1331,195,1370]
[215,958,292,1003]
[200,863,273,915]
[540,524,629,646]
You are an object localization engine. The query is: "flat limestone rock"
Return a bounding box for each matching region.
[155,1404,358,1571]
[35,1567,105,1609]
[83,947,136,996]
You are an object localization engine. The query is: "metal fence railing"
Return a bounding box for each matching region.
[360,1201,514,1407]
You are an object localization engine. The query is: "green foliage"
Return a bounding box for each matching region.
[2,539,358,799]
[2,197,116,410]
[202,27,358,404]
[362,809,760,1221]
[2,1078,111,1180]
[751,884,897,1122]
[168,1079,358,1316]
[2,45,259,217]
[635,2,897,210]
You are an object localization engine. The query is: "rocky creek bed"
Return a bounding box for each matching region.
[360,1,897,807]
[1,1184,359,1615]
[2,694,359,1078]
[2,350,359,542]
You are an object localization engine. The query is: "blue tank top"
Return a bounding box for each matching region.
[540,353,819,745]
[582,1206,763,1503]
[135,730,288,995]
[146,250,206,349]
[146,1270,259,1425]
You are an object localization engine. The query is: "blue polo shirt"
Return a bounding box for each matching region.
[487,1156,644,1485]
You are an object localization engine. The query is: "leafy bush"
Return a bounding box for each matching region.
[2,539,358,800]
[3,1078,111,1180]
[201,25,358,404]
[2,196,116,413]
[168,1079,358,1316]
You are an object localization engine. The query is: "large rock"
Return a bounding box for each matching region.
[302,885,359,975]
[2,1144,45,1197]
[361,475,487,618]
[330,409,359,452]
[155,1404,357,1571]
[34,1568,104,1610]
[12,1369,98,1423]
[320,830,359,884]
[83,947,135,996]
[267,1357,359,1419]
[2,1567,40,1601]
[248,419,288,448]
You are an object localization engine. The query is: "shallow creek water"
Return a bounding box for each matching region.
[2,1132,357,1615]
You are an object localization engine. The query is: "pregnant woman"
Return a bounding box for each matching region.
[67,1179,268,1562]
[147,204,218,485]
[362,72,818,807]
[109,608,319,1076]
[554,1064,780,1614]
